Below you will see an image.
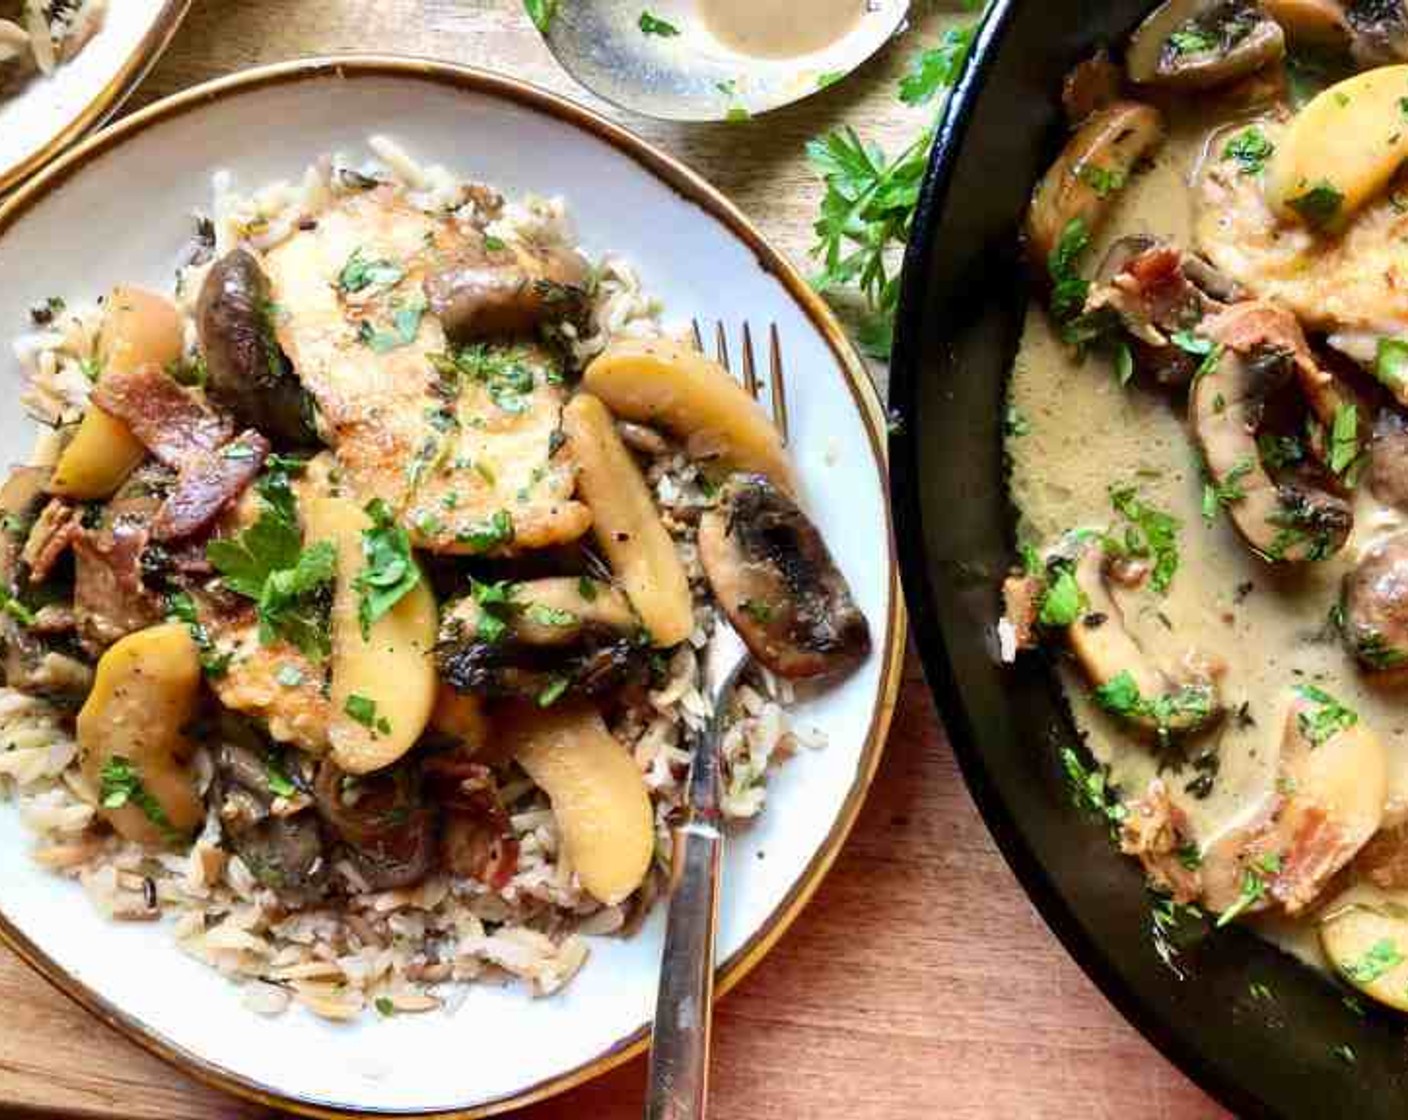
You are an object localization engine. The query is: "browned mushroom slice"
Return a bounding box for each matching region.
[1024,101,1166,268]
[197,248,318,446]
[1263,0,1353,45]
[425,232,590,342]
[435,577,646,702]
[1064,540,1222,740]
[1127,0,1286,90]
[1201,685,1385,919]
[313,758,437,891]
[1367,407,1408,511]
[1191,303,1352,563]
[698,473,870,680]
[1342,532,1408,670]
[1344,0,1408,63]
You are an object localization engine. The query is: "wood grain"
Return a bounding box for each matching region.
[0,2,1228,1118]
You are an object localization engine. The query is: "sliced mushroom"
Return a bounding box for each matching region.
[1127,0,1287,90]
[1321,902,1408,1012]
[1344,0,1408,63]
[435,576,647,701]
[698,473,871,680]
[1263,0,1353,45]
[197,248,318,446]
[214,737,327,900]
[1191,303,1352,563]
[1065,539,1223,739]
[425,232,589,343]
[0,465,51,580]
[1342,532,1408,670]
[1024,101,1166,267]
[1202,686,1386,918]
[1367,407,1408,511]
[313,758,437,891]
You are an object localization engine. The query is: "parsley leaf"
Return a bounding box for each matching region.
[165,591,232,677]
[263,750,298,799]
[526,602,578,627]
[1109,485,1180,594]
[206,466,336,659]
[354,498,422,639]
[1329,402,1360,477]
[345,693,391,736]
[1047,217,1092,323]
[1215,851,1282,927]
[638,10,679,36]
[1287,181,1344,228]
[1294,684,1357,746]
[471,579,517,643]
[1094,669,1212,736]
[1340,938,1404,985]
[359,296,427,352]
[337,247,404,294]
[456,509,515,553]
[99,756,180,841]
[537,675,571,708]
[897,24,976,105]
[1375,337,1408,391]
[1202,457,1254,523]
[1222,127,1274,175]
[1038,564,1086,626]
[523,0,557,32]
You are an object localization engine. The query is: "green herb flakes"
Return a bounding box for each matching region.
[1223,127,1275,175]
[345,693,391,736]
[1294,684,1358,746]
[638,11,679,36]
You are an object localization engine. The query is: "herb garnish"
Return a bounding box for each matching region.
[345,693,391,736]
[1223,127,1275,175]
[100,757,180,841]
[1340,938,1404,985]
[1038,563,1086,627]
[1287,180,1344,228]
[526,602,578,627]
[1202,457,1254,523]
[537,675,570,708]
[1047,217,1092,325]
[1094,670,1213,737]
[359,297,427,353]
[206,463,336,660]
[1215,851,1283,928]
[1294,684,1357,746]
[354,499,421,639]
[523,0,556,32]
[1375,337,1408,391]
[638,11,679,36]
[1330,402,1362,478]
[165,591,232,677]
[337,248,404,294]
[455,509,515,553]
[1108,485,1180,594]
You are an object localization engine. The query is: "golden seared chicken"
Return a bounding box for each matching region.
[260,188,591,554]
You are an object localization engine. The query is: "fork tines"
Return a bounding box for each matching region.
[690,318,789,444]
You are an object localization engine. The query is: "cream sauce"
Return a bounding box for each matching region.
[697,0,864,59]
[1008,113,1408,977]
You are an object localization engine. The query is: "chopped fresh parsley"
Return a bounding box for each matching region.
[1352,627,1408,670]
[1003,404,1031,437]
[1048,217,1092,324]
[99,756,180,841]
[1060,746,1126,831]
[1038,563,1085,627]
[165,591,232,677]
[263,750,298,799]
[275,662,304,687]
[1078,164,1128,197]
[523,0,556,32]
[1375,337,1408,391]
[1287,180,1344,228]
[1202,457,1254,523]
[354,499,422,639]
[1109,485,1180,594]
[537,675,570,708]
[577,576,599,602]
[898,24,975,105]
[345,693,391,736]
[470,579,517,643]
[1294,684,1357,746]
[1168,25,1216,54]
[455,509,515,553]
[1094,669,1213,737]
[1329,402,1361,478]
[337,247,404,294]
[359,296,427,352]
[205,464,336,660]
[526,602,578,627]
[638,10,679,36]
[1223,127,1275,175]
[432,345,539,414]
[1339,938,1404,985]
[1215,851,1283,927]
[0,585,35,627]
[740,599,776,624]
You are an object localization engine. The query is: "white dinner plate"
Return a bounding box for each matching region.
[0,0,189,193]
[0,57,904,1117]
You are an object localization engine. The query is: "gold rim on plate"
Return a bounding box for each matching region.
[0,0,192,194]
[0,54,908,1119]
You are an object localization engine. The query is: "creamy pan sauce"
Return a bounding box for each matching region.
[697,0,864,59]
[1008,113,1408,974]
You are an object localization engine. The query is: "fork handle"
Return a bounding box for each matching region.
[645,819,723,1120]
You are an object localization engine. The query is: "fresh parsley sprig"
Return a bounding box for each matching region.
[354,499,422,639]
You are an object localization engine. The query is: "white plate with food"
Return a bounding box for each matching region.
[0,0,189,193]
[0,57,902,1116]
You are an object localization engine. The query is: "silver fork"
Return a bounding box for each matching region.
[643,321,789,1120]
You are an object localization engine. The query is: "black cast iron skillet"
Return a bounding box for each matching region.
[890,3,1408,1117]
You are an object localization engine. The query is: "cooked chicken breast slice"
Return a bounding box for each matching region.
[262,188,590,554]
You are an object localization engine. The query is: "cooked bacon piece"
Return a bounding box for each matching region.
[91,364,233,469]
[152,429,270,542]
[1120,780,1202,904]
[1000,572,1042,653]
[73,494,163,651]
[20,497,79,582]
[425,755,520,890]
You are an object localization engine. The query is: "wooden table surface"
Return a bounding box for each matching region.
[0,3,1229,1117]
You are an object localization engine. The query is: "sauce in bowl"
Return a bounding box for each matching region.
[697,0,865,59]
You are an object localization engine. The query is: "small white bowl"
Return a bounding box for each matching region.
[0,0,189,193]
[0,57,905,1117]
